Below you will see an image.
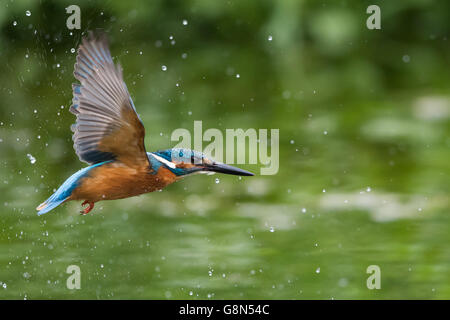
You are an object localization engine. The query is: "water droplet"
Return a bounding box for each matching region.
[13,21,17,26]
[181,53,188,59]
[235,74,240,78]
[290,140,294,144]
[402,55,410,63]
[161,65,167,71]
[322,189,326,193]
[301,208,306,213]
[268,35,273,41]
[27,154,36,164]
[71,48,75,53]
[182,19,188,26]
[269,226,275,233]
[316,267,321,274]
[215,178,220,184]
[26,10,31,17]
[366,187,371,192]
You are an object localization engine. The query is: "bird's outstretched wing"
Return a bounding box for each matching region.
[70,32,149,167]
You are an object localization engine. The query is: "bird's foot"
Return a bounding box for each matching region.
[80,200,94,215]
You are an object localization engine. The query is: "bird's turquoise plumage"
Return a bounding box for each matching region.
[37,161,111,215]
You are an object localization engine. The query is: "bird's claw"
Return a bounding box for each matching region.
[80,200,94,215]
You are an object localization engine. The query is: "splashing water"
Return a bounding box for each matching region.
[27,154,36,164]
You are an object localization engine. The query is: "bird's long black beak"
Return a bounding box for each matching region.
[204,163,254,176]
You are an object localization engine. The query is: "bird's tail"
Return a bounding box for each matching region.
[36,176,76,216]
[36,161,111,216]
[36,195,68,216]
[36,171,81,216]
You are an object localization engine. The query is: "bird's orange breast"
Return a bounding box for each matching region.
[70,162,178,202]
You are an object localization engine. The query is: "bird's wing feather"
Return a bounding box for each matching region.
[70,32,149,167]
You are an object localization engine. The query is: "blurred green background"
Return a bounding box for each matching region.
[0,0,449,299]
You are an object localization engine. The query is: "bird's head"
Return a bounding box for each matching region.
[148,148,254,177]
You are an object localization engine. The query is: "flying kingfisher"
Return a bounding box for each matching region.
[36,32,253,216]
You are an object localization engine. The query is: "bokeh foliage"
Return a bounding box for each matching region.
[0,0,449,299]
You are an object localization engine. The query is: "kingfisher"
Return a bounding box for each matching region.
[36,32,253,216]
